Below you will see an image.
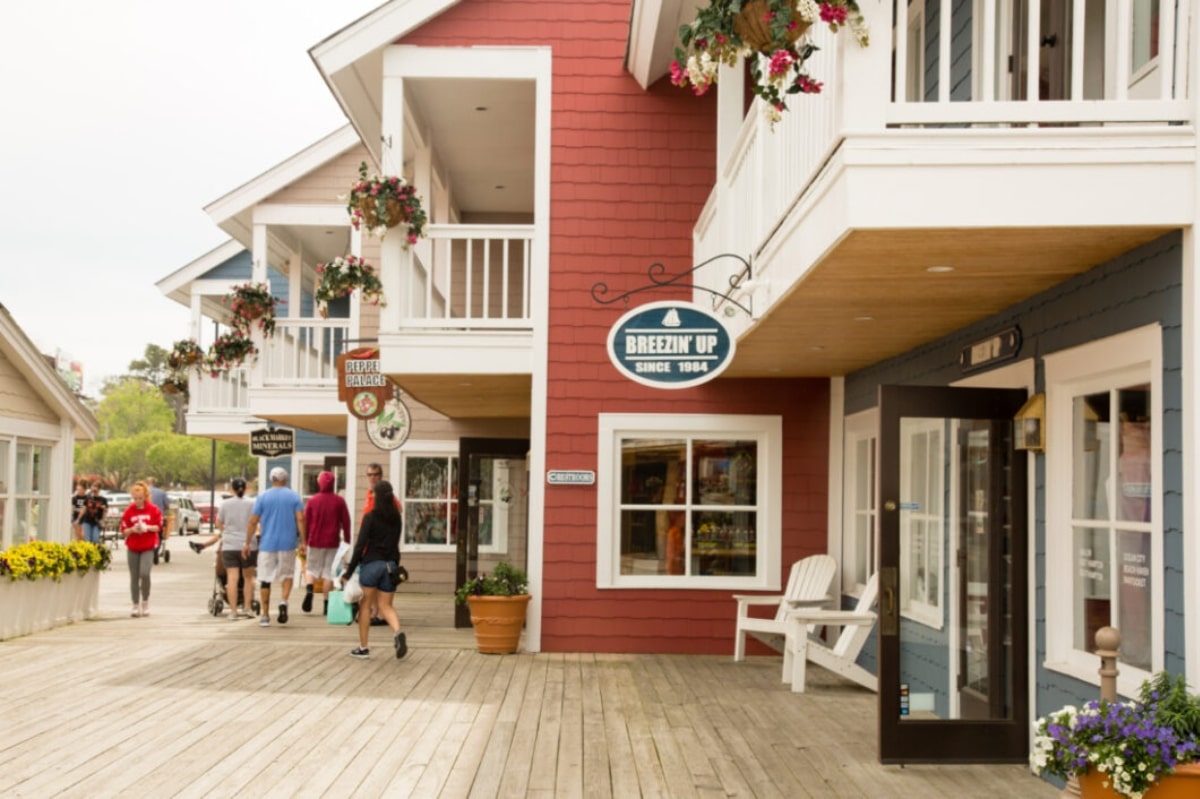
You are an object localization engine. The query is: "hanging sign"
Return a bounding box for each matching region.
[337,347,393,419]
[249,427,295,458]
[959,326,1021,373]
[365,394,412,451]
[606,301,735,389]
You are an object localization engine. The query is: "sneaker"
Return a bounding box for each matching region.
[258,615,270,627]
[189,541,204,554]
[131,605,141,618]
[349,647,370,659]
[277,603,288,624]
[141,602,149,617]
[230,612,240,621]
[301,590,313,613]
[394,631,408,660]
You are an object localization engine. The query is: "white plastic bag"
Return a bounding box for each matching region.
[332,540,352,580]
[343,572,363,604]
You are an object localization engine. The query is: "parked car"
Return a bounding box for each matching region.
[190,491,232,532]
[168,495,202,535]
[101,492,132,534]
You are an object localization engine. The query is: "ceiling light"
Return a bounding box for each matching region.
[926,265,955,273]
[808,345,825,351]
[854,315,874,322]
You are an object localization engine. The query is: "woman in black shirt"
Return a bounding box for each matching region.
[342,480,407,660]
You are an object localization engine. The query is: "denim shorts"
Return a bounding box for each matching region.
[358,560,397,593]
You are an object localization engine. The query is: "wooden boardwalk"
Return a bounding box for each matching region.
[0,537,1057,798]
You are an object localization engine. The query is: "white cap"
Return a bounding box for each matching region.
[269,467,289,483]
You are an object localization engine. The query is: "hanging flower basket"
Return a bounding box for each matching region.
[223,282,279,337]
[167,338,204,370]
[346,162,428,247]
[733,0,811,53]
[671,0,870,123]
[314,255,386,318]
[204,330,257,375]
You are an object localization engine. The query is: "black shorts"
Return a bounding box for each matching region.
[221,549,258,570]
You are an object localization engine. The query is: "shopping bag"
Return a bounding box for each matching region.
[332,540,352,580]
[342,572,364,604]
[326,589,354,625]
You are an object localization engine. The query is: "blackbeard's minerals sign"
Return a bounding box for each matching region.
[606,301,735,389]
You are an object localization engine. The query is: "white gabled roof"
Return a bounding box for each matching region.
[203,125,361,229]
[0,304,98,439]
[309,0,462,165]
[155,239,247,308]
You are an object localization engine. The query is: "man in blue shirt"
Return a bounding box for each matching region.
[247,467,307,627]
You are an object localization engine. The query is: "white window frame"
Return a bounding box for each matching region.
[841,409,878,596]
[597,414,782,590]
[1043,325,1163,695]
[398,442,459,554]
[899,417,945,629]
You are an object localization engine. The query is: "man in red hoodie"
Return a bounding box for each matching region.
[301,471,352,615]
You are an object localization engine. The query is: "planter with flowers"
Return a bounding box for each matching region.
[0,541,110,640]
[346,161,428,246]
[1031,671,1200,798]
[204,330,257,376]
[224,282,280,337]
[315,255,386,318]
[671,0,869,123]
[453,561,531,654]
[167,338,204,370]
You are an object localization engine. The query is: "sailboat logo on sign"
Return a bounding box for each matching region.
[606,301,735,389]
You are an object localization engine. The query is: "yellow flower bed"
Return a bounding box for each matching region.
[0,541,111,581]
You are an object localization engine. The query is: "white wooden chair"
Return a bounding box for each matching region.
[733,554,836,681]
[785,571,880,693]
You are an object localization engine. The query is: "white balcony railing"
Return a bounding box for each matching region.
[189,368,250,413]
[400,224,535,331]
[258,318,352,387]
[694,0,1192,305]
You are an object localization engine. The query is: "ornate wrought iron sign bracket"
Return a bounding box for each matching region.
[590,253,753,317]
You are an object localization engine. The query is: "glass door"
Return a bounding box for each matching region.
[878,385,1029,762]
[455,438,530,628]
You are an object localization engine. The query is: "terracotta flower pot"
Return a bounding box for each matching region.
[1079,763,1200,799]
[465,594,531,654]
[733,0,812,54]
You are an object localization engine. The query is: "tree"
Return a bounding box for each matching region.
[76,431,169,490]
[127,343,171,387]
[93,379,174,440]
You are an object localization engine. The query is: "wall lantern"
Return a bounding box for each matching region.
[1014,392,1046,452]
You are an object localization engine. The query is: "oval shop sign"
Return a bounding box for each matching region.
[606,301,735,389]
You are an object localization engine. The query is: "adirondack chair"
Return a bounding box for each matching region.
[732,554,836,680]
[785,571,879,693]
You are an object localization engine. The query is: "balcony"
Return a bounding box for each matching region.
[681,0,1194,378]
[250,317,352,436]
[378,222,536,418]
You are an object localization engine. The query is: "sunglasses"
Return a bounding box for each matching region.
[367,472,382,477]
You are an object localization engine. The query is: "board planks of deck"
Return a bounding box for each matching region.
[0,537,1059,798]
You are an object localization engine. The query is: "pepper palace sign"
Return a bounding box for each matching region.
[337,347,393,419]
[606,301,735,389]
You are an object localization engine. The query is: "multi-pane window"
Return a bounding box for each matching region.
[598,415,782,589]
[6,440,50,547]
[1045,325,1161,686]
[842,411,877,594]
[900,419,943,626]
[1071,384,1154,671]
[402,455,458,548]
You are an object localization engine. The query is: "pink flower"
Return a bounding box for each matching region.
[797,75,824,94]
[768,50,795,77]
[407,232,418,245]
[669,60,688,87]
[820,3,848,24]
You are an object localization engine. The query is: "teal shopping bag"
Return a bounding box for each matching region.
[326,589,354,625]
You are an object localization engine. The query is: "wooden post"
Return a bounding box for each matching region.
[1096,626,1121,702]
[1060,626,1122,797]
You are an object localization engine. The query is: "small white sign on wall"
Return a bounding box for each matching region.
[547,470,595,485]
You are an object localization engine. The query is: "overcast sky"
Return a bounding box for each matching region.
[0,0,382,394]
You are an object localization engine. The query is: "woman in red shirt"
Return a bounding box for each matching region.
[121,481,163,618]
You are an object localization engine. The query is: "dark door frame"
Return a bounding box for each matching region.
[877,384,1029,763]
[455,437,530,628]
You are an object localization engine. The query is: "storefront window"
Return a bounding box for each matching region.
[402,455,458,549]
[1047,325,1160,685]
[10,442,50,544]
[598,415,782,589]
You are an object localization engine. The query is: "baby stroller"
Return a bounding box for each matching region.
[208,548,261,617]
